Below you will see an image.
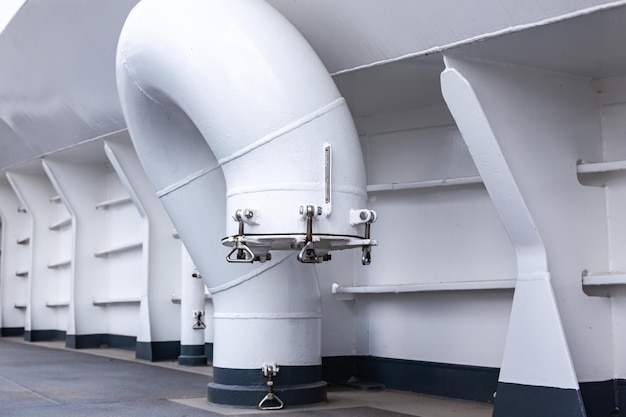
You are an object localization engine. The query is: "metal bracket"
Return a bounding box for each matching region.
[362,221,373,265]
[223,207,376,265]
[297,241,332,263]
[297,205,330,264]
[192,310,206,329]
[350,209,377,266]
[226,209,271,263]
[226,239,256,263]
[258,363,284,410]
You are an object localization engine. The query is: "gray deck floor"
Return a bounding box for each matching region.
[0,338,493,417]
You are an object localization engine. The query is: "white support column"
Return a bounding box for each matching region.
[441,56,609,416]
[41,157,107,348]
[6,167,71,342]
[0,177,30,336]
[178,245,208,366]
[104,137,181,361]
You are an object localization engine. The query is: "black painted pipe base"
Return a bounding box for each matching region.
[493,382,586,417]
[207,365,327,407]
[178,344,208,366]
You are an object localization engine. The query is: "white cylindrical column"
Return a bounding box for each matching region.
[178,246,207,366]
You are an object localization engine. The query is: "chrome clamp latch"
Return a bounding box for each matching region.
[192,310,206,329]
[258,363,284,410]
[350,209,377,265]
[297,205,331,263]
[226,209,271,263]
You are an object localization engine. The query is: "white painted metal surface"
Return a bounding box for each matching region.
[441,63,578,390]
[0,0,138,169]
[442,55,613,391]
[3,0,626,414]
[116,0,367,370]
[179,246,207,353]
[269,0,626,75]
[0,177,29,332]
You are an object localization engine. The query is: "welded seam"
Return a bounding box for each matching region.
[214,312,322,319]
[330,1,626,77]
[156,165,221,198]
[217,98,345,166]
[208,252,294,295]
[226,182,367,198]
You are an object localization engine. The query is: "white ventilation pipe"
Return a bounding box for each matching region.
[116,0,371,408]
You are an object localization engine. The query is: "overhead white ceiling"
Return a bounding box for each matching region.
[268,0,626,75]
[0,0,138,170]
[453,4,626,79]
[1,0,626,168]
[332,2,626,118]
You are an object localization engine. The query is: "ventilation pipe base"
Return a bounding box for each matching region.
[178,345,207,367]
[208,366,327,408]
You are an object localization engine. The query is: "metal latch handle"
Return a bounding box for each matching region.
[258,391,284,411]
[226,241,256,263]
[259,364,284,410]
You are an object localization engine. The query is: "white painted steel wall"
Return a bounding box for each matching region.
[98,166,143,337]
[591,75,626,382]
[6,168,70,336]
[42,157,108,340]
[0,178,29,331]
[349,106,515,366]
[105,137,182,344]
[3,3,626,411]
[442,57,613,390]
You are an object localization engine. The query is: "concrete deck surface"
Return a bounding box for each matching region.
[0,338,493,417]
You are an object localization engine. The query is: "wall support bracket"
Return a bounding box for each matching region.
[441,56,585,417]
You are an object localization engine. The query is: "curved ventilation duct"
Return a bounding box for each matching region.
[116,0,375,408]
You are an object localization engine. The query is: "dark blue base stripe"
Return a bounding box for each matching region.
[213,365,322,386]
[580,380,619,417]
[323,355,499,403]
[493,382,585,417]
[1,327,24,337]
[24,330,66,342]
[208,365,326,407]
[178,344,207,366]
[136,341,180,361]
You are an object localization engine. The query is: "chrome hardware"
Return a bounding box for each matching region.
[223,207,376,265]
[226,209,271,263]
[192,310,206,329]
[349,209,377,266]
[297,241,332,263]
[258,363,284,410]
[361,217,374,265]
[233,208,257,224]
[296,205,330,264]
[226,239,256,263]
[324,144,331,204]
